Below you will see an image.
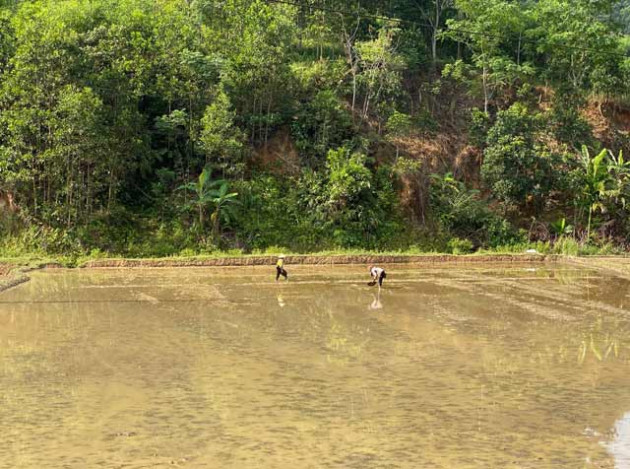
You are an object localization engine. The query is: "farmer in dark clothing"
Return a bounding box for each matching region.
[369,265,386,288]
[276,254,288,281]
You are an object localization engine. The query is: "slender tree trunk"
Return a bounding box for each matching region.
[188,91,194,173]
[482,63,489,114]
[45,173,50,205]
[31,158,37,216]
[352,68,357,115]
[86,163,91,224]
[251,95,257,144]
[573,201,579,240]
[342,23,360,119]
[107,167,115,212]
[66,155,72,227]
[265,94,272,147]
[213,207,220,240]
[259,98,264,143]
[432,4,439,65]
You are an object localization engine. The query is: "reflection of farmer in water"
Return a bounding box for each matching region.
[277,294,286,308]
[276,254,288,281]
[368,265,386,288]
[369,290,383,310]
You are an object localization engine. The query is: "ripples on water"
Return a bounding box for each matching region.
[1,264,629,468]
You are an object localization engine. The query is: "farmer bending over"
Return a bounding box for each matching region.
[369,265,386,288]
[276,254,288,281]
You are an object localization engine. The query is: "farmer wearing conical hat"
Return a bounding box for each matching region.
[276,254,288,282]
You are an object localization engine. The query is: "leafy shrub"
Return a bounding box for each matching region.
[413,109,439,133]
[386,111,413,137]
[548,96,593,146]
[447,237,474,254]
[325,152,404,249]
[179,248,197,257]
[325,147,372,207]
[469,108,490,148]
[291,90,354,163]
[485,217,525,247]
[233,175,294,250]
[482,103,554,215]
[231,155,405,252]
[429,173,522,248]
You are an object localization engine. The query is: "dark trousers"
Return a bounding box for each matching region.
[276,266,288,280]
[378,271,386,286]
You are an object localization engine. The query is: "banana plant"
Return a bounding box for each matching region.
[549,217,573,240]
[579,146,611,241]
[605,149,630,209]
[208,181,239,239]
[178,167,238,238]
[607,149,629,176]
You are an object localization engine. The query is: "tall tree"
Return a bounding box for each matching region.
[445,0,528,113]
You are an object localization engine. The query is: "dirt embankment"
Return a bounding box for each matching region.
[0,254,556,293]
[0,263,30,293]
[7,254,630,293]
[82,254,554,268]
[0,264,11,276]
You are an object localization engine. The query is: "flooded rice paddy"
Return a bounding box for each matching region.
[1,263,630,468]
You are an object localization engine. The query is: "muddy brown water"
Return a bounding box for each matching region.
[1,264,629,468]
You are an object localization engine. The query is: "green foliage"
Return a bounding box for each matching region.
[199,90,243,176]
[233,175,294,250]
[444,0,533,112]
[447,237,474,254]
[548,97,593,147]
[325,147,372,207]
[292,90,353,163]
[323,148,404,249]
[482,103,554,214]
[0,0,629,256]
[549,218,574,239]
[386,111,413,138]
[429,172,523,247]
[356,25,406,124]
[230,152,404,252]
[552,236,580,256]
[178,167,238,240]
[570,146,630,241]
[530,0,624,97]
[469,108,490,148]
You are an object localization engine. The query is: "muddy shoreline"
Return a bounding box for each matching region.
[0,265,29,294]
[81,253,554,268]
[0,253,560,293]
[2,253,629,293]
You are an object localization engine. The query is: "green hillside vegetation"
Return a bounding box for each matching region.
[0,0,629,257]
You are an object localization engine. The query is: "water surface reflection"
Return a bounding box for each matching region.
[1,264,629,468]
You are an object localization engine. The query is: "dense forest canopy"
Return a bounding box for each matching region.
[0,0,629,256]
